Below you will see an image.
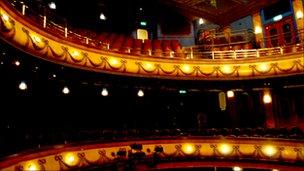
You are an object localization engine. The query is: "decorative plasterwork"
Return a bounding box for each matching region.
[0,1,304,80]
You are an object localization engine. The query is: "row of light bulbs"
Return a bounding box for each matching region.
[24,144,280,171]
[19,81,145,97]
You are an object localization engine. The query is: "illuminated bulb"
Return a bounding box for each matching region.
[182,143,195,155]
[222,65,232,74]
[2,14,9,21]
[28,164,37,171]
[101,88,109,97]
[259,64,269,72]
[218,144,233,155]
[19,81,27,90]
[62,86,70,94]
[109,58,119,66]
[296,11,303,19]
[182,65,191,73]
[15,60,20,66]
[263,145,277,157]
[233,166,243,171]
[272,169,279,171]
[48,2,56,9]
[64,153,78,166]
[138,90,144,97]
[71,51,80,57]
[32,36,41,43]
[273,15,283,21]
[100,13,106,20]
[53,74,57,78]
[227,90,235,98]
[255,26,262,34]
[263,92,272,104]
[144,62,153,70]
[198,18,204,25]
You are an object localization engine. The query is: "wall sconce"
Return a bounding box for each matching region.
[296,11,303,19]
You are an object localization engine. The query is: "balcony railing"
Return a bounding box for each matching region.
[6,0,304,60]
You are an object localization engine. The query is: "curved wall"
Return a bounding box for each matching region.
[0,0,304,80]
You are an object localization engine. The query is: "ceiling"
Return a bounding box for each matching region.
[28,0,282,31]
[161,0,280,25]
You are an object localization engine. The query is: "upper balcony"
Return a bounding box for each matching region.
[0,0,304,80]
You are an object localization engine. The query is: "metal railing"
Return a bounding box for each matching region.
[6,0,304,60]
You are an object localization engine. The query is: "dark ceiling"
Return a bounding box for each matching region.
[26,0,281,33]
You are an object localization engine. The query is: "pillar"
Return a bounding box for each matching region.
[292,0,304,41]
[252,12,265,48]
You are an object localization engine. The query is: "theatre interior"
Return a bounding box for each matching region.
[1,0,304,170]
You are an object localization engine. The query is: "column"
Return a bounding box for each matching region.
[252,12,265,48]
[292,0,304,41]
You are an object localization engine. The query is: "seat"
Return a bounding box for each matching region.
[142,40,152,55]
[131,39,143,55]
[152,40,163,57]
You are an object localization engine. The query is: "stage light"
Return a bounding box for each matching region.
[138,89,144,97]
[227,90,234,98]
[62,86,70,95]
[19,81,27,90]
[48,2,56,9]
[101,88,109,96]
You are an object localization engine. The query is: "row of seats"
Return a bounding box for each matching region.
[96,33,184,58]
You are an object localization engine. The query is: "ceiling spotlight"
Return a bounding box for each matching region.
[101,88,109,97]
[100,13,106,20]
[48,2,56,10]
[19,81,27,90]
[14,60,20,66]
[137,89,144,97]
[62,86,70,95]
[52,74,57,78]
[139,7,143,11]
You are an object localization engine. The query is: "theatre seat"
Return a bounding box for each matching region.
[142,40,152,55]
[121,37,133,53]
[131,39,143,55]
[153,40,163,57]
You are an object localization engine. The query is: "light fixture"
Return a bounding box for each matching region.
[64,153,78,166]
[182,143,195,155]
[255,26,262,34]
[137,89,144,97]
[1,13,9,21]
[179,90,187,94]
[14,60,20,66]
[139,7,143,11]
[48,2,56,9]
[218,143,233,155]
[140,21,147,26]
[227,90,235,98]
[198,18,204,25]
[263,91,272,104]
[233,166,243,171]
[272,169,279,171]
[100,13,106,20]
[26,162,38,171]
[273,15,283,22]
[258,63,269,72]
[262,145,277,157]
[62,86,70,95]
[296,11,303,19]
[101,88,109,96]
[19,81,27,91]
[52,74,57,78]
